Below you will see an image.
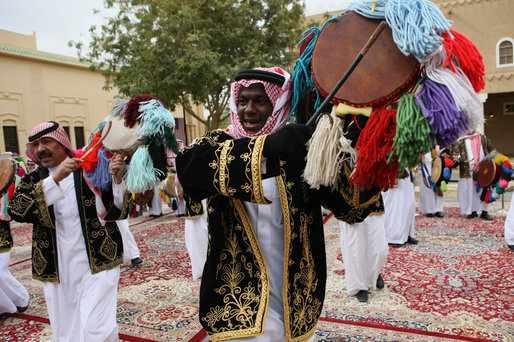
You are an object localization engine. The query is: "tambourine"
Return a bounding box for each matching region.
[431,157,443,184]
[311,11,419,108]
[476,159,496,188]
[0,158,16,195]
[101,115,143,156]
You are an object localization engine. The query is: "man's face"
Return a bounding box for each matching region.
[237,83,273,135]
[31,137,68,168]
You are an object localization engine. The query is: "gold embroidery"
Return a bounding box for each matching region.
[206,198,269,341]
[219,140,232,196]
[252,136,268,204]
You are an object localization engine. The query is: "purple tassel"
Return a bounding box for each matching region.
[415,79,469,148]
[86,147,112,191]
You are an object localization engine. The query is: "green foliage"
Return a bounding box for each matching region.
[71,0,305,131]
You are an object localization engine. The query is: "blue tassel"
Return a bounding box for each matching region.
[136,100,175,137]
[127,146,164,193]
[476,183,481,193]
[385,0,452,61]
[86,147,112,191]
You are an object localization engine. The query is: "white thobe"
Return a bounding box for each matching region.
[419,153,443,214]
[117,219,140,264]
[0,251,30,314]
[43,164,125,342]
[457,138,488,215]
[505,191,514,246]
[148,184,163,216]
[339,214,388,296]
[382,174,416,244]
[184,199,208,279]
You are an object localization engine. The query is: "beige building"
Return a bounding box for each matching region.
[0,29,205,159]
[308,0,514,156]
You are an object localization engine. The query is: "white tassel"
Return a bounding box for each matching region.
[303,107,355,190]
[423,45,484,130]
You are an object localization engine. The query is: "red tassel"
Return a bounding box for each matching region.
[350,108,399,190]
[124,94,163,128]
[442,30,485,92]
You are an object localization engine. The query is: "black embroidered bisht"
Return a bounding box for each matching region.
[7,168,133,283]
[177,130,383,341]
[0,220,13,253]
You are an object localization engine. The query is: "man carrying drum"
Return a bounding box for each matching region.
[450,130,495,220]
[8,121,132,341]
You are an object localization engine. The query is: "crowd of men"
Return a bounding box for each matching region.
[0,67,512,342]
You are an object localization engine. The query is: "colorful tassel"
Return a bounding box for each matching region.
[124,94,161,128]
[415,79,469,148]
[423,44,483,130]
[127,146,164,193]
[442,30,485,92]
[86,147,112,191]
[389,91,434,169]
[109,99,129,118]
[384,0,452,61]
[137,99,175,136]
[351,108,399,189]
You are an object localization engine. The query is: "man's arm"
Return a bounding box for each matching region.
[176,131,270,204]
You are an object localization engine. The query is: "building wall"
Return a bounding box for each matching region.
[0,29,205,159]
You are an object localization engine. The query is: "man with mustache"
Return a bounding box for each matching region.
[8,121,132,342]
[177,67,380,341]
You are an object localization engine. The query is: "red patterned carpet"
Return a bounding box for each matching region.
[1,200,513,341]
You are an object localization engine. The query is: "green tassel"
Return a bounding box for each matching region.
[127,146,164,193]
[389,91,435,169]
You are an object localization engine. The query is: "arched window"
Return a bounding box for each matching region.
[497,39,513,67]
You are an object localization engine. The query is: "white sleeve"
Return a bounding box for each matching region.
[43,177,65,206]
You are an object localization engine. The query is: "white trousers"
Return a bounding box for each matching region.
[457,178,488,215]
[0,252,30,314]
[339,214,388,296]
[117,220,140,264]
[43,267,120,342]
[505,191,514,245]
[184,200,208,279]
[382,178,416,244]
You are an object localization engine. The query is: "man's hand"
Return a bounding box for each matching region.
[109,153,126,184]
[262,124,312,161]
[52,158,81,184]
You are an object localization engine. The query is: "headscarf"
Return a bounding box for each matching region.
[25,121,75,165]
[226,67,292,139]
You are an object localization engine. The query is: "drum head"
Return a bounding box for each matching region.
[0,158,16,195]
[102,115,143,156]
[431,157,442,184]
[311,11,419,108]
[477,160,496,188]
[134,189,154,206]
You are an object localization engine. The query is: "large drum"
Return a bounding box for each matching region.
[0,158,16,195]
[476,159,496,188]
[311,11,419,108]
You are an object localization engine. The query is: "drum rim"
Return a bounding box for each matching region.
[311,10,420,108]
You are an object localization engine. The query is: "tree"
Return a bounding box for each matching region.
[71,0,305,132]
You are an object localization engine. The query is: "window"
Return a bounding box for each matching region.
[497,39,514,67]
[3,126,19,154]
[74,126,85,149]
[504,102,514,115]
[62,126,70,138]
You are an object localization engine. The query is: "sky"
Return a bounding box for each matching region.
[0,0,352,57]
